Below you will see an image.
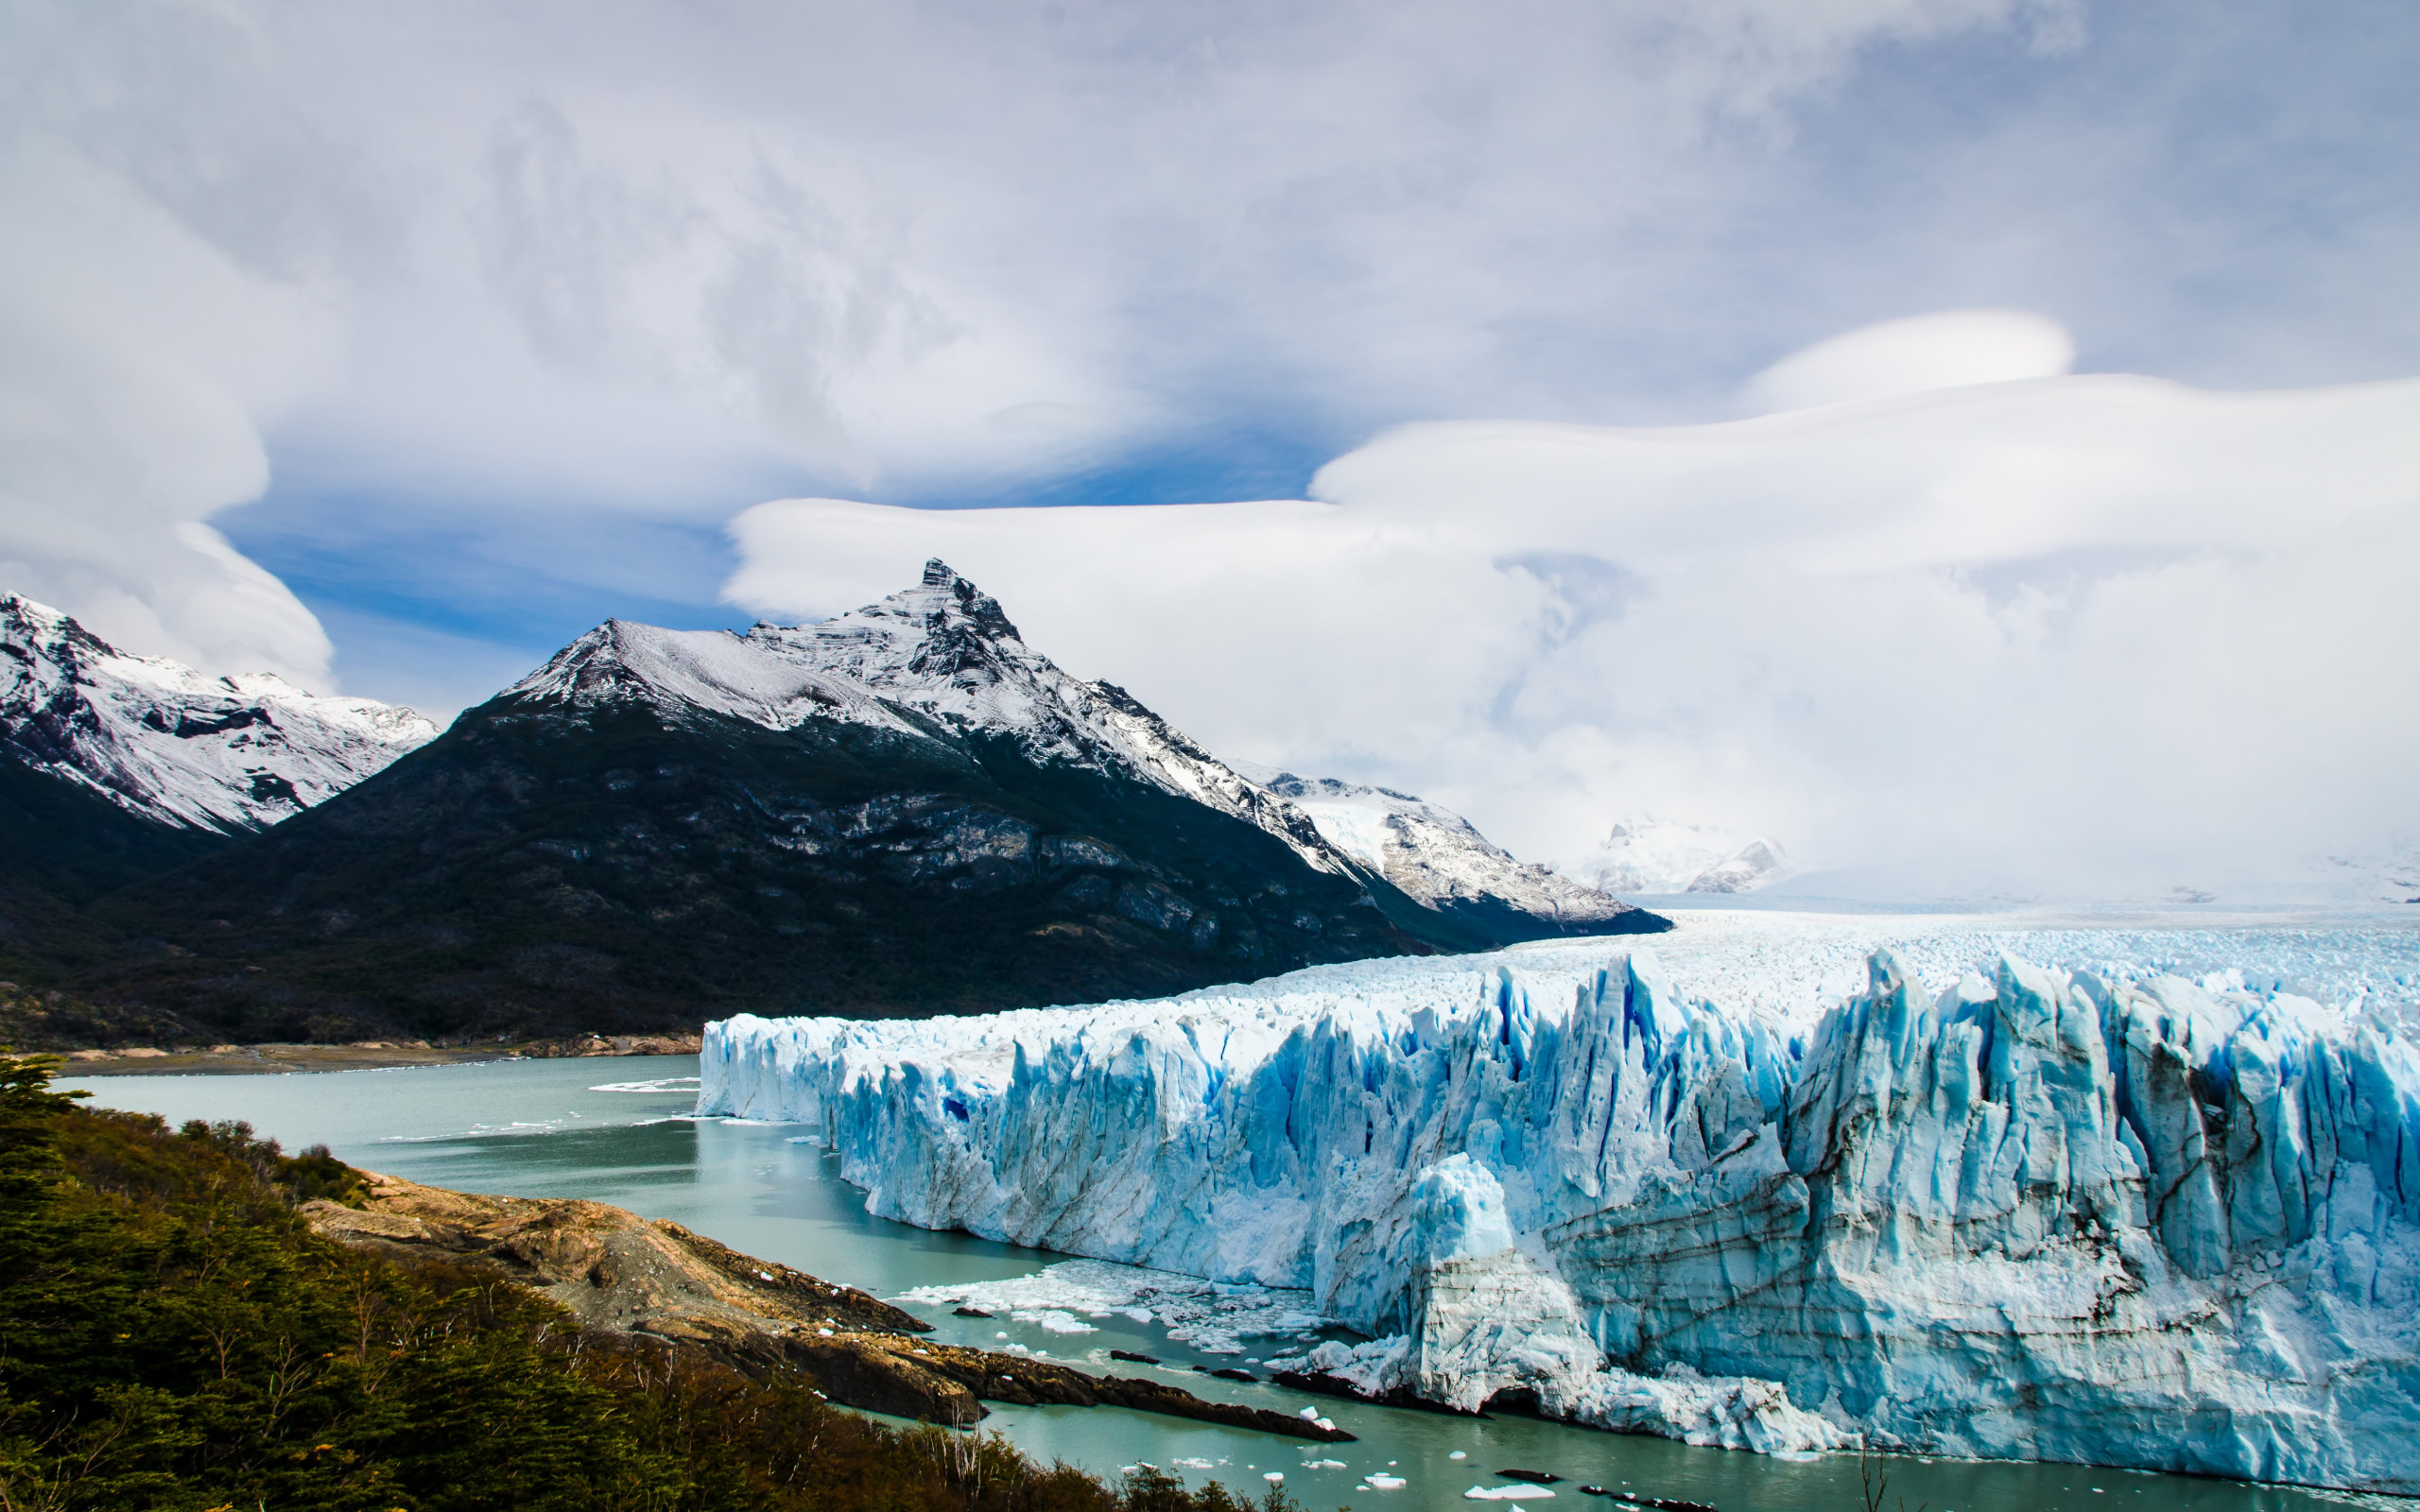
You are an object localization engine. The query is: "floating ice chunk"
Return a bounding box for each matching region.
[1263,1472,1285,1484]
[1464,1486,1555,1500]
[1299,1407,1322,1421]
[1449,1452,1468,1461]
[1367,1475,1408,1490]
[900,1260,1328,1354]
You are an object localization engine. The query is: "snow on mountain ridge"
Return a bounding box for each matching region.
[510,561,1362,878]
[505,618,931,740]
[1251,769,1635,926]
[0,592,439,833]
[504,561,1657,932]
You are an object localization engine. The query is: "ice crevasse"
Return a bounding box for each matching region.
[700,947,2420,1491]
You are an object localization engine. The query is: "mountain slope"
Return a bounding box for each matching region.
[72,563,1657,1040]
[0,593,440,954]
[1,593,438,834]
[518,562,1377,880]
[1241,767,1644,938]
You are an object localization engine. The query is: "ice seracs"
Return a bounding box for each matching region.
[701,918,2420,1490]
[1,592,438,832]
[1575,816,1789,895]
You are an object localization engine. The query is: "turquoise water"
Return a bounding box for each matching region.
[65,1058,2388,1512]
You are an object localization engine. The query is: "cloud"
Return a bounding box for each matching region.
[0,135,337,683]
[727,350,2420,901]
[7,0,2419,739]
[1738,309,2076,413]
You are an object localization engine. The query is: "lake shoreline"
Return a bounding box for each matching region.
[60,1031,701,1076]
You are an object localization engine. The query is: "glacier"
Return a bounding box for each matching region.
[699,917,2420,1490]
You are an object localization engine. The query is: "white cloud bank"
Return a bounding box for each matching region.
[1737,308,2076,413]
[2,0,2082,695]
[0,146,337,683]
[729,329,2420,902]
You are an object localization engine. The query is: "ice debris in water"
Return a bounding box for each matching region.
[896,1258,1326,1354]
[704,920,2420,1493]
[1464,1487,1554,1501]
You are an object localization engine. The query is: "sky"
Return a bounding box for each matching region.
[3,0,2417,899]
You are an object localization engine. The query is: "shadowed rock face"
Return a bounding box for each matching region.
[704,945,2420,1490]
[304,1171,1350,1442]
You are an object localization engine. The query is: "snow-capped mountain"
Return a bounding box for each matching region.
[510,562,1651,937]
[1240,767,1637,929]
[66,560,1658,1042]
[2301,841,2420,906]
[1574,815,1791,894]
[1,593,438,833]
[513,560,1418,886]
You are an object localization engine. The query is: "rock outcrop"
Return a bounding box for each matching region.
[305,1172,1350,1441]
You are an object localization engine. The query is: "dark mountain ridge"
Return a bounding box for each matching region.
[5,564,1663,1043]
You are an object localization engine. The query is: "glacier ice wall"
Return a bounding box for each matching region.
[700,941,2420,1489]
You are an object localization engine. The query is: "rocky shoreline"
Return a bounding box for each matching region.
[306,1170,1354,1443]
[59,1031,704,1076]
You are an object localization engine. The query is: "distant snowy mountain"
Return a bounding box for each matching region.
[1574,815,1791,895]
[1,593,438,833]
[1238,767,1637,930]
[2299,842,2420,906]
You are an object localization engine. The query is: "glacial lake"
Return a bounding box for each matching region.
[66,1056,2388,1512]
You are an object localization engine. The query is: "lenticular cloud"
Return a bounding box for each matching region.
[725,364,2420,902]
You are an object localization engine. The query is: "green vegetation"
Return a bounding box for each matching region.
[0,1052,1296,1512]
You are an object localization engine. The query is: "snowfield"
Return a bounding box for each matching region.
[701,907,2420,1489]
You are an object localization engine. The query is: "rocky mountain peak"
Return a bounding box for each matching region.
[495,566,1653,934]
[898,559,1027,677]
[3,591,113,664]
